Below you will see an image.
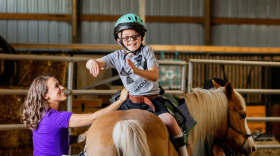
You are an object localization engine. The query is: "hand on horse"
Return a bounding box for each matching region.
[127,58,139,75]
[86,59,104,77]
[119,88,129,102]
[69,131,87,146]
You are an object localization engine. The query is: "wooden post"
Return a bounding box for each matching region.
[204,0,211,85]
[272,104,280,141]
[139,0,146,45]
[204,0,211,45]
[72,0,77,43]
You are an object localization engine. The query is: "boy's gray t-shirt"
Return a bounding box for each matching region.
[102,45,160,96]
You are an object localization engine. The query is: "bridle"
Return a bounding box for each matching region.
[220,109,252,155]
[204,84,253,155]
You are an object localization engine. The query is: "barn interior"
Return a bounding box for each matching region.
[0,0,280,155]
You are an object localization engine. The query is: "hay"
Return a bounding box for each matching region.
[254,140,280,156]
[0,53,68,155]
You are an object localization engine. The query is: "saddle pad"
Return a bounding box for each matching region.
[161,93,197,136]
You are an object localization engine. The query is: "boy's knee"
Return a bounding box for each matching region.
[160,113,177,127]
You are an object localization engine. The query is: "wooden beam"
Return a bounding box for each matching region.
[204,0,211,45]
[72,99,102,107]
[78,15,120,21]
[1,13,280,25]
[9,43,280,54]
[212,17,280,25]
[78,15,204,23]
[10,43,122,50]
[72,0,78,43]
[139,0,146,24]
[0,13,70,21]
[146,16,203,23]
[139,0,146,44]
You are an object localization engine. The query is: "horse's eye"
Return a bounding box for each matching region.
[240,114,246,119]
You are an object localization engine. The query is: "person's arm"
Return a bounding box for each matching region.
[86,58,106,77]
[127,58,159,82]
[68,88,128,128]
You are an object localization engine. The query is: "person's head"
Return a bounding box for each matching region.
[114,14,147,52]
[203,78,227,89]
[20,75,66,130]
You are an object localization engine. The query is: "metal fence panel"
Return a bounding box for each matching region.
[0,21,7,39]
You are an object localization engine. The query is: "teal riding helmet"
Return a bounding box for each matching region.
[114,14,147,41]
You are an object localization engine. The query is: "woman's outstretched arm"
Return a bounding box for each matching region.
[68,88,128,128]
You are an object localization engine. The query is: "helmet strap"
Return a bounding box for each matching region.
[123,43,144,59]
[118,31,131,52]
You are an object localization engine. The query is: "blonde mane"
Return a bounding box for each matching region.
[179,87,229,155]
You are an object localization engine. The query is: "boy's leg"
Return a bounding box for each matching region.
[158,113,189,156]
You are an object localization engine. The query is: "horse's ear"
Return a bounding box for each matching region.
[225,82,235,101]
[212,79,221,89]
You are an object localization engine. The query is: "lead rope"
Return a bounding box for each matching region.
[78,139,86,156]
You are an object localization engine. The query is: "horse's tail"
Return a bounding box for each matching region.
[112,119,151,156]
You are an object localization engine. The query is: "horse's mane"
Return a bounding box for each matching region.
[179,87,229,155]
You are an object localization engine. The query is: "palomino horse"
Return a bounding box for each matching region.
[86,82,256,156]
[86,109,178,156]
[179,82,257,156]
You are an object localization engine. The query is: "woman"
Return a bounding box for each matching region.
[20,75,128,156]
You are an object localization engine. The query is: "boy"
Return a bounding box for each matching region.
[86,13,189,156]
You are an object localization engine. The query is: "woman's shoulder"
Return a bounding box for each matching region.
[46,109,73,127]
[47,109,73,118]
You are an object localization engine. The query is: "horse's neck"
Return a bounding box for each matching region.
[183,90,228,156]
[184,91,227,130]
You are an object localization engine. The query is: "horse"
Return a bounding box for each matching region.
[178,81,257,156]
[86,82,257,156]
[86,109,178,156]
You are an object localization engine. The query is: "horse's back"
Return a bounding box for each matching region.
[86,109,178,156]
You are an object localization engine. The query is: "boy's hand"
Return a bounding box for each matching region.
[127,58,139,74]
[77,131,87,143]
[119,88,129,102]
[86,59,104,77]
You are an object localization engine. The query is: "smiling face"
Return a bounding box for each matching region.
[44,77,67,109]
[117,29,142,52]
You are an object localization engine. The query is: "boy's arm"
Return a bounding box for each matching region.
[135,66,159,82]
[127,58,158,82]
[86,58,106,77]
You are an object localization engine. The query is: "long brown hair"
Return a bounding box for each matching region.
[20,75,53,130]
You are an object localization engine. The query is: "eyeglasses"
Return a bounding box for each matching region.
[121,34,140,42]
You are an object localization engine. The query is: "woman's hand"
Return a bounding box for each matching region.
[119,88,129,102]
[86,59,104,77]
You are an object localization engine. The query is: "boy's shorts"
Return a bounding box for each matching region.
[118,96,169,116]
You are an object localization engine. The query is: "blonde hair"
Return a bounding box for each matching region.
[179,87,229,155]
[20,75,53,130]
